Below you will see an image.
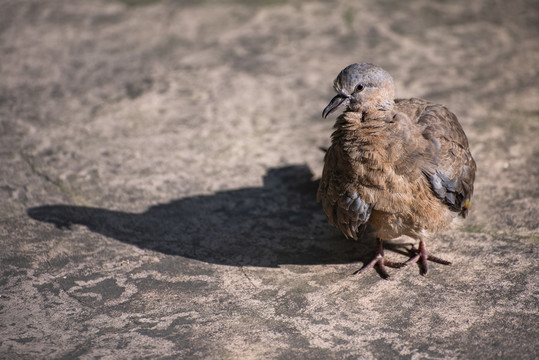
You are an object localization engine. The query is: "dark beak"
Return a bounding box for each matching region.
[322,94,350,118]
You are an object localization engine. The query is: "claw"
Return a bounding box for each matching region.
[404,240,451,275]
[354,238,406,279]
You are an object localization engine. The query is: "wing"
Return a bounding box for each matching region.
[417,104,476,217]
[317,144,372,239]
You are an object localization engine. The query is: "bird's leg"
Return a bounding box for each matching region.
[354,238,405,279]
[404,240,451,276]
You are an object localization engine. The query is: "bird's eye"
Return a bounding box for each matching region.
[355,84,365,93]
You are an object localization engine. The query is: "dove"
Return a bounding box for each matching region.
[318,63,476,278]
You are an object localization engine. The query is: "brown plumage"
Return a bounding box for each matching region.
[317,63,476,278]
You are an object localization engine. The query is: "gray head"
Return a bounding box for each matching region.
[322,63,395,118]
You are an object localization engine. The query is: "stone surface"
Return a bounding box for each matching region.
[1,0,538,358]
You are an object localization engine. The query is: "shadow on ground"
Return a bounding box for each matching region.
[28,165,379,267]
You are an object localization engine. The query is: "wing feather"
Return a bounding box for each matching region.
[417,104,476,217]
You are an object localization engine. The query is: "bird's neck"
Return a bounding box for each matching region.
[348,98,394,114]
[341,107,391,125]
[332,109,393,167]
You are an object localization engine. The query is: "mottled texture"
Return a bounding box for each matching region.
[1,0,538,359]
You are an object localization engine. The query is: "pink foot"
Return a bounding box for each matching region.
[404,240,451,275]
[355,238,406,279]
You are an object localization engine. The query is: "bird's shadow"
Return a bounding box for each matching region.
[27,165,382,268]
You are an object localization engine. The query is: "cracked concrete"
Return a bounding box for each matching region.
[1,0,538,358]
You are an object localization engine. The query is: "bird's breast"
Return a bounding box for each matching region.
[334,119,395,184]
[331,114,446,224]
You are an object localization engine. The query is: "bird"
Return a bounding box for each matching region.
[317,63,476,278]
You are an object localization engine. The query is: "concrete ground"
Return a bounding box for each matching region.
[1,0,538,358]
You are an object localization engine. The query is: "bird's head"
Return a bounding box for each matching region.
[322,63,395,118]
